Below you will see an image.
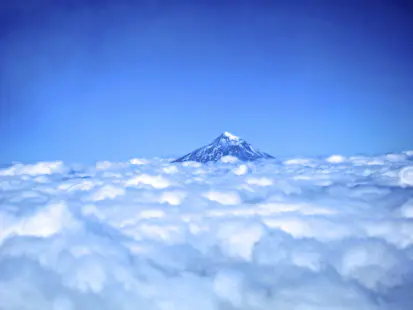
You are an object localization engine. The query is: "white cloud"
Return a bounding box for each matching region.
[58,179,97,192]
[1,151,413,309]
[213,270,244,307]
[160,191,187,205]
[182,161,202,168]
[220,156,238,163]
[283,158,312,165]
[88,185,125,201]
[399,199,413,218]
[95,161,112,170]
[232,164,248,175]
[257,202,335,216]
[0,202,79,243]
[336,241,409,291]
[246,177,273,186]
[125,174,172,189]
[385,153,406,161]
[399,166,413,187]
[326,155,346,163]
[0,161,64,176]
[137,209,165,219]
[130,158,149,165]
[81,204,104,220]
[203,191,242,205]
[163,165,179,174]
[216,221,264,260]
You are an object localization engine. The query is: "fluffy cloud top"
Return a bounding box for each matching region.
[0,154,413,309]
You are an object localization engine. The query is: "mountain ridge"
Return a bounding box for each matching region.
[172,132,274,163]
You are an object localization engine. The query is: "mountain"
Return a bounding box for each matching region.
[172,132,274,163]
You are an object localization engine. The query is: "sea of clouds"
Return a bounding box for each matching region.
[1,152,413,310]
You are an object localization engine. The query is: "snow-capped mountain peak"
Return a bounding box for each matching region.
[172,132,274,163]
[223,132,239,141]
[215,132,243,146]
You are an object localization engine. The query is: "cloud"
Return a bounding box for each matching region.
[162,165,179,174]
[1,153,413,309]
[326,154,346,163]
[232,164,248,175]
[125,174,172,189]
[0,202,79,243]
[336,241,407,290]
[400,166,413,187]
[399,199,413,218]
[220,156,239,163]
[213,270,244,307]
[0,161,64,176]
[283,158,313,165]
[95,161,113,170]
[160,191,187,205]
[246,177,273,186]
[203,191,242,205]
[130,158,149,165]
[87,184,125,201]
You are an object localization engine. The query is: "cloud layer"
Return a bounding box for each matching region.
[1,153,413,309]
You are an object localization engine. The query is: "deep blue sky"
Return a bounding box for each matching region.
[1,0,412,163]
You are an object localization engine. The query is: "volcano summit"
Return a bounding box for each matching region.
[172,132,274,163]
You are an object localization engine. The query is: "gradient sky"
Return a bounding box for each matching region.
[1,0,412,163]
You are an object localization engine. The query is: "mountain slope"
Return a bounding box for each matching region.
[172,132,274,163]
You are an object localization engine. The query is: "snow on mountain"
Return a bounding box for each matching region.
[223,131,239,141]
[172,132,274,163]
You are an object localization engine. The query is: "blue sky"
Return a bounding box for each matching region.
[1,0,412,163]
